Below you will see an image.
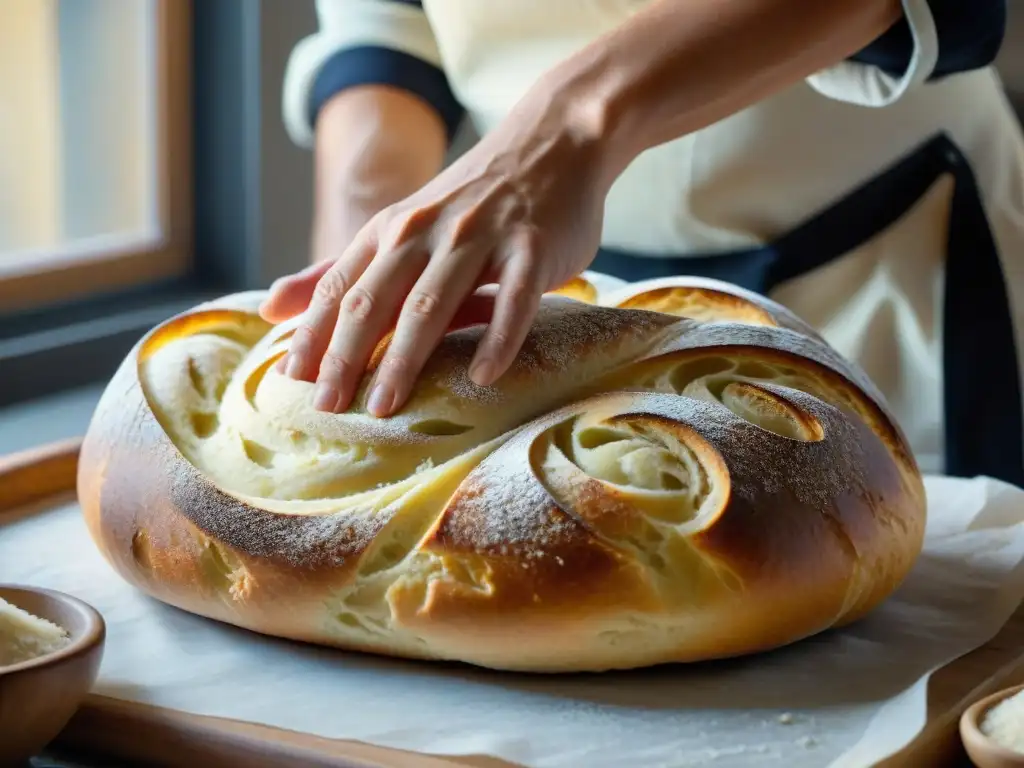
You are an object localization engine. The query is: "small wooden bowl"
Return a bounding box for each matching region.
[961,683,1024,768]
[0,585,105,766]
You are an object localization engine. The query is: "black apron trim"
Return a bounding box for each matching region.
[590,132,1023,486]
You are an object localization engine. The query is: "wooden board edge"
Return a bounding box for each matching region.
[4,456,1023,767]
[0,440,517,767]
[0,437,82,515]
[56,695,518,768]
[877,649,1024,767]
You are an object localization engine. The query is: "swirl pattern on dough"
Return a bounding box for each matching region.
[78,276,925,672]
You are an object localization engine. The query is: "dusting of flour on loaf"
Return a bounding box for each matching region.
[172,469,393,567]
[438,299,677,403]
[981,689,1024,752]
[620,390,872,510]
[435,379,886,561]
[443,469,576,554]
[651,321,899,438]
[438,421,581,553]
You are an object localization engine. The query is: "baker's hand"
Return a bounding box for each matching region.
[262,88,611,418]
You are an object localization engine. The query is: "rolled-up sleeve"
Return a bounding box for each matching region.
[282,0,464,148]
[806,0,1006,107]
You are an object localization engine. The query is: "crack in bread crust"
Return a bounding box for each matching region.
[77,276,927,672]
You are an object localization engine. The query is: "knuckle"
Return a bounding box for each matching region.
[383,212,422,248]
[367,209,390,231]
[319,349,351,378]
[340,287,374,323]
[406,290,441,320]
[380,354,411,376]
[520,224,543,249]
[312,270,349,304]
[485,328,510,351]
[447,212,477,246]
[289,322,319,350]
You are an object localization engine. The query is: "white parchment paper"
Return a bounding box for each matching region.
[3,476,1024,767]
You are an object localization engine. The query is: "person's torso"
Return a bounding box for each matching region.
[423,0,1019,251]
[420,0,1024,478]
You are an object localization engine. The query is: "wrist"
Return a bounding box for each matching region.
[531,42,649,191]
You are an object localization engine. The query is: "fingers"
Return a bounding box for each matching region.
[313,242,431,414]
[469,235,544,387]
[278,234,377,383]
[365,248,488,417]
[277,217,544,418]
[259,260,334,323]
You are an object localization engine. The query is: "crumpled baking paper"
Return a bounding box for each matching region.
[3,476,1024,768]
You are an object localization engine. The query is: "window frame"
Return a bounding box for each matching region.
[0,0,193,315]
[0,0,315,409]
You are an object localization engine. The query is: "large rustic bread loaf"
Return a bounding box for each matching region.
[77,275,926,672]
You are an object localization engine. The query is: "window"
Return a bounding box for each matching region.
[0,1,317,408]
[0,0,190,314]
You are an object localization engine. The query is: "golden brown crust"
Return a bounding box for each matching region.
[549,275,599,304]
[77,276,926,672]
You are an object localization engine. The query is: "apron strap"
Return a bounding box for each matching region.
[591,133,1024,486]
[940,141,1023,485]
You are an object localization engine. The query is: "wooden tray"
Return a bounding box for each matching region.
[2,440,1021,768]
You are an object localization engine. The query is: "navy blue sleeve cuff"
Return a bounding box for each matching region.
[309,45,465,142]
[849,0,1006,81]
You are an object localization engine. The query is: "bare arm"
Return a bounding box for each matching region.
[269,0,904,417]
[559,0,903,184]
[312,85,447,264]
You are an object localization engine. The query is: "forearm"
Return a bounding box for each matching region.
[313,85,448,262]
[544,0,903,183]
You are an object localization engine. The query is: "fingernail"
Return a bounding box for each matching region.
[284,354,303,379]
[313,382,339,412]
[469,358,494,387]
[367,382,395,417]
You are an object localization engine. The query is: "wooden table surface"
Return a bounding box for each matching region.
[2,439,1019,767]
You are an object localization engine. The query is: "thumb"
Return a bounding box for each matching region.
[259,260,334,323]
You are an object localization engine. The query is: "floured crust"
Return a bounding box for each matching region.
[78,276,926,672]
